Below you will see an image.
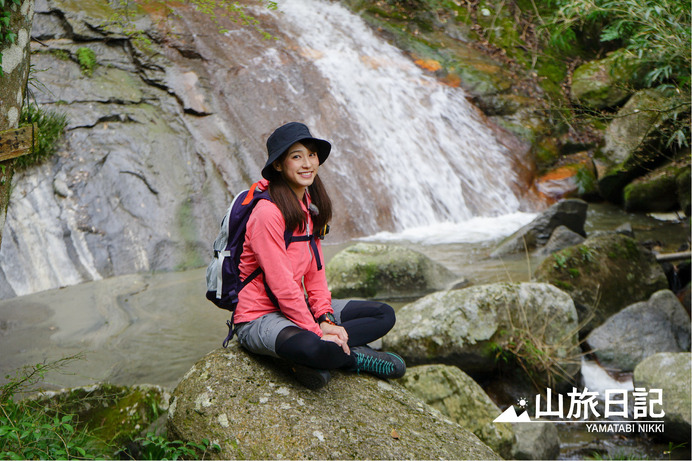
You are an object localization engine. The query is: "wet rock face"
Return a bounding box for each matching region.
[167,343,500,460]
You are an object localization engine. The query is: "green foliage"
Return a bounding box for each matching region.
[546,0,691,91]
[16,103,68,170]
[0,356,106,460]
[76,47,97,76]
[131,433,220,460]
[1,357,221,460]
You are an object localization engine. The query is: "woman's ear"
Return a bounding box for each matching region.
[273,160,282,172]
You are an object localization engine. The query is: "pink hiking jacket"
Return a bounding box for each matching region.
[233,180,332,337]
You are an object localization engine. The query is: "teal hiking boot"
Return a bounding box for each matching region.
[290,363,331,390]
[350,346,406,379]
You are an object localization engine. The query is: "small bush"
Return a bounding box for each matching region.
[0,356,106,460]
[16,104,68,170]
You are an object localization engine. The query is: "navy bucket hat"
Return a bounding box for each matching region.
[262,122,331,180]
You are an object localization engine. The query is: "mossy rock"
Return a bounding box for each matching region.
[167,344,501,460]
[570,49,643,109]
[623,161,690,213]
[400,364,515,458]
[326,243,458,299]
[384,282,581,386]
[533,233,668,332]
[36,384,169,447]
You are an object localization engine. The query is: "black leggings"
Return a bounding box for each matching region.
[275,300,396,370]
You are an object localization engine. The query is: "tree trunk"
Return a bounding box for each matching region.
[0,0,34,249]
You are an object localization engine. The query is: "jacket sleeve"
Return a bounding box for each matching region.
[303,237,333,319]
[246,201,323,337]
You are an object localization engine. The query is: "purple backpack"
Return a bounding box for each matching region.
[205,182,322,346]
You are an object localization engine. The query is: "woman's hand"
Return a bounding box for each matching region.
[320,322,350,355]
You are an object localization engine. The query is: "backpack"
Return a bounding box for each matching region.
[205,181,326,347]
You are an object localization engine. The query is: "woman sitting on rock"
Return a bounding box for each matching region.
[232,122,406,389]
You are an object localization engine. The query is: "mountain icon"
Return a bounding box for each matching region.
[493,406,532,423]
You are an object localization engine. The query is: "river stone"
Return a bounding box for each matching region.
[326,243,458,299]
[166,343,500,460]
[633,352,691,442]
[511,422,560,460]
[399,364,515,458]
[535,225,586,258]
[533,232,668,332]
[586,290,691,371]
[382,282,581,383]
[490,199,587,258]
[570,49,640,110]
[623,161,690,213]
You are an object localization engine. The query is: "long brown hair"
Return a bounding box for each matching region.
[267,143,332,234]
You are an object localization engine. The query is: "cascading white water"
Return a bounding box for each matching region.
[0,0,535,299]
[276,0,523,230]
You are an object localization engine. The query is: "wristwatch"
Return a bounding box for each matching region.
[318,312,338,326]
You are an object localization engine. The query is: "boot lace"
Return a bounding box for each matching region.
[354,352,394,376]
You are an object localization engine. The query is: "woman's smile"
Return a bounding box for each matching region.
[274,142,320,198]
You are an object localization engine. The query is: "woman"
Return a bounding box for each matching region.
[233,122,406,389]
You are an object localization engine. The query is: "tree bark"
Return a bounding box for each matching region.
[0,0,34,249]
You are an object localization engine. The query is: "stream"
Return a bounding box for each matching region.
[0,202,688,459]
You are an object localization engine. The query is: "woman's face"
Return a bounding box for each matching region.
[274,142,320,198]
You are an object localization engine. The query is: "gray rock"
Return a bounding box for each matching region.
[400,364,515,458]
[587,290,691,371]
[383,282,581,383]
[533,232,668,332]
[326,243,458,300]
[490,199,587,258]
[633,352,691,442]
[167,344,500,460]
[511,422,560,460]
[535,225,586,258]
[597,88,688,203]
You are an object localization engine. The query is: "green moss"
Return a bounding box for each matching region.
[76,46,98,76]
[50,48,71,60]
[567,268,580,278]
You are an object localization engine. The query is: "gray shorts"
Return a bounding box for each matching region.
[235,299,350,358]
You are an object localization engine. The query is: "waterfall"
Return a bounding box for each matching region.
[0,0,533,299]
[275,0,523,229]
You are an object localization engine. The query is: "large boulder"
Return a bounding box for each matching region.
[586,290,691,371]
[533,232,668,332]
[596,88,688,203]
[326,243,458,299]
[400,364,515,458]
[570,50,641,110]
[382,282,581,385]
[490,199,587,258]
[623,161,691,213]
[167,344,500,460]
[633,352,691,443]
